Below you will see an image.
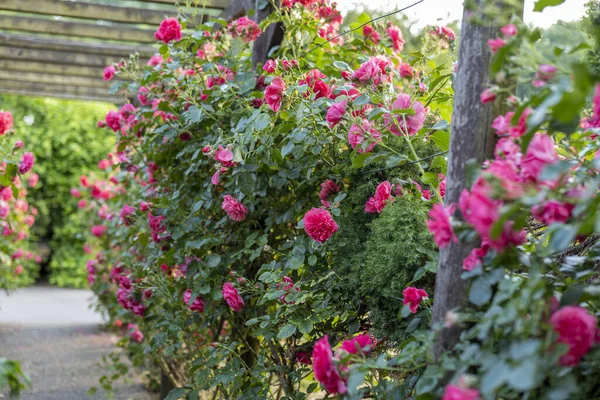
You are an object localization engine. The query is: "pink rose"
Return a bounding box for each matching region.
[214,146,235,167]
[402,287,428,314]
[78,199,87,209]
[363,25,380,43]
[28,173,39,188]
[348,119,381,153]
[120,204,136,225]
[365,181,394,213]
[14,140,24,149]
[183,289,205,312]
[303,208,339,243]
[103,65,116,81]
[500,23,517,37]
[263,59,278,73]
[442,384,480,400]
[154,18,182,43]
[386,24,405,52]
[427,203,457,248]
[521,133,558,183]
[480,89,496,104]
[312,336,346,394]
[98,159,111,170]
[326,101,347,128]
[227,16,262,42]
[398,63,414,78]
[462,245,489,271]
[222,282,244,312]
[319,180,341,206]
[147,54,163,67]
[550,306,598,366]
[532,200,573,225]
[385,94,426,136]
[0,111,13,135]
[222,195,248,221]
[265,77,286,112]
[128,324,144,343]
[18,152,34,174]
[488,38,506,53]
[91,225,106,237]
[340,333,373,354]
[296,351,312,365]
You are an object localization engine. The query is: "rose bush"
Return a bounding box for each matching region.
[75,1,600,399]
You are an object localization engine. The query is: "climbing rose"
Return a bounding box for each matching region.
[521,133,558,182]
[0,111,13,135]
[362,25,380,43]
[463,245,489,271]
[128,324,144,343]
[326,101,346,128]
[18,152,34,174]
[183,289,205,312]
[296,351,312,365]
[340,334,373,354]
[319,180,341,207]
[550,306,598,366]
[120,204,136,225]
[227,16,262,42]
[147,54,163,67]
[91,225,106,237]
[15,265,23,276]
[427,204,457,248]
[98,159,111,170]
[154,18,182,43]
[263,59,278,73]
[365,181,394,213]
[386,24,405,52]
[442,384,481,400]
[103,65,115,81]
[304,208,339,242]
[14,140,23,149]
[352,57,390,86]
[348,119,381,153]
[28,173,39,187]
[386,94,426,136]
[403,287,428,314]
[312,336,346,394]
[480,89,496,104]
[265,77,286,112]
[500,23,517,37]
[213,146,234,167]
[222,282,244,312]
[532,200,573,225]
[399,63,414,78]
[222,195,248,221]
[487,38,506,53]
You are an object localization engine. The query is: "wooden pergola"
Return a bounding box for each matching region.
[0,0,231,104]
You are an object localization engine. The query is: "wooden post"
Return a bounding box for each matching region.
[431,0,523,360]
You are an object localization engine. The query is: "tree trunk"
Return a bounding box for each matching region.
[431,0,523,360]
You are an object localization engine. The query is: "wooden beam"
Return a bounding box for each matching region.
[0,80,127,102]
[0,60,103,79]
[135,0,230,9]
[0,87,124,104]
[0,70,117,88]
[0,46,120,67]
[0,15,156,43]
[0,33,156,58]
[0,0,175,26]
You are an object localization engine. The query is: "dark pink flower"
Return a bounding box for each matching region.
[427,204,457,248]
[265,77,286,112]
[147,54,163,67]
[399,63,414,78]
[500,23,517,37]
[103,65,116,81]
[348,119,381,154]
[128,324,144,343]
[98,159,111,170]
[227,16,262,42]
[303,208,339,243]
[363,25,380,43]
[91,225,106,237]
[480,89,496,104]
[222,282,244,312]
[403,287,428,314]
[442,384,480,400]
[312,336,346,394]
[296,351,312,365]
[28,173,39,187]
[14,140,24,149]
[340,334,373,354]
[488,38,506,53]
[120,204,136,225]
[326,101,347,128]
[183,289,205,312]
[521,133,558,183]
[532,200,573,224]
[462,245,489,271]
[263,59,278,73]
[214,146,235,167]
[385,94,426,136]
[386,24,405,52]
[0,111,13,135]
[222,195,248,221]
[550,306,598,366]
[18,152,34,174]
[319,180,341,207]
[365,181,394,213]
[154,18,182,43]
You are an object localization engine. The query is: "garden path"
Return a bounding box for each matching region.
[0,285,157,400]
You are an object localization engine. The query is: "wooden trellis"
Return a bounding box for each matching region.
[0,0,231,104]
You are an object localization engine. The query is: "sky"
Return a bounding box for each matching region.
[336,0,588,29]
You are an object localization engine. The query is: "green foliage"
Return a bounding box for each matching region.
[0,358,30,397]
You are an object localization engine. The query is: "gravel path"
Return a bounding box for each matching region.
[0,285,157,400]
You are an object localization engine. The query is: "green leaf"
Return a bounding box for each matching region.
[469,277,492,306]
[430,130,450,151]
[533,0,566,12]
[352,152,370,169]
[206,254,221,268]
[507,359,539,391]
[406,317,421,333]
[277,324,297,339]
[281,142,294,157]
[298,319,313,335]
[254,113,271,131]
[164,388,187,400]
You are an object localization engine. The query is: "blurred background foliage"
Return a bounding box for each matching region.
[0,95,114,287]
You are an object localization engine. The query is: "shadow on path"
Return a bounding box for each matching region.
[0,285,156,400]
